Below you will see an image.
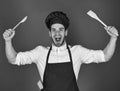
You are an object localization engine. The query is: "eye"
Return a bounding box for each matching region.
[60,28,65,31]
[51,28,56,32]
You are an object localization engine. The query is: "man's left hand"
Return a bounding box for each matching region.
[104,26,119,38]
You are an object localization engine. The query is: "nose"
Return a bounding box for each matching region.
[55,30,60,35]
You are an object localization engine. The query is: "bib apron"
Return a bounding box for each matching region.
[41,45,79,91]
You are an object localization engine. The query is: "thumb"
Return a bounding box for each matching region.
[104,26,111,31]
[104,26,112,36]
[104,26,108,30]
[10,30,15,39]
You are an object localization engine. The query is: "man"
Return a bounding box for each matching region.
[3,11,118,91]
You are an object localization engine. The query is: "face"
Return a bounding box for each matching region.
[49,23,68,47]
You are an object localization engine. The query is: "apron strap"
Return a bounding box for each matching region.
[46,46,52,64]
[67,45,73,64]
[42,46,52,85]
[67,45,77,80]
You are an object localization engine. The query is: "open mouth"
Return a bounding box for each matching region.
[55,37,61,42]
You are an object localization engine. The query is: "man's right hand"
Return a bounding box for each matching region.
[3,29,15,41]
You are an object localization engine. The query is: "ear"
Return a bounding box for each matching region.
[65,30,68,36]
[49,31,52,37]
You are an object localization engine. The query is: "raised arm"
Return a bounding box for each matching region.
[3,29,17,64]
[103,26,118,61]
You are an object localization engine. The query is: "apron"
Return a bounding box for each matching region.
[41,45,79,91]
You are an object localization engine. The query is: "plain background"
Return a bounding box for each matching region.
[0,0,120,91]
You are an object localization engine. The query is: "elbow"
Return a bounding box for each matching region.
[8,59,15,64]
[103,51,113,62]
[104,56,111,62]
[7,57,16,64]
[6,54,17,65]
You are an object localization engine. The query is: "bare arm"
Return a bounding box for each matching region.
[103,26,118,61]
[3,29,17,64]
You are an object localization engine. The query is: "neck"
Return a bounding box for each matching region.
[52,41,67,47]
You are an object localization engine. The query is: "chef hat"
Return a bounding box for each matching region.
[45,11,70,30]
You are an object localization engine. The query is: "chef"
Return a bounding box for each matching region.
[3,11,118,91]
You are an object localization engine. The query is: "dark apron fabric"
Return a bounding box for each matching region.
[41,45,79,91]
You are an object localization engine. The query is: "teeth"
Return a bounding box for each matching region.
[55,38,61,41]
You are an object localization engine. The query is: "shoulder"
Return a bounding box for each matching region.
[69,44,89,53]
[35,45,49,50]
[32,45,50,54]
[69,45,83,50]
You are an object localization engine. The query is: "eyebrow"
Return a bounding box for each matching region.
[60,27,65,29]
[51,27,65,30]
